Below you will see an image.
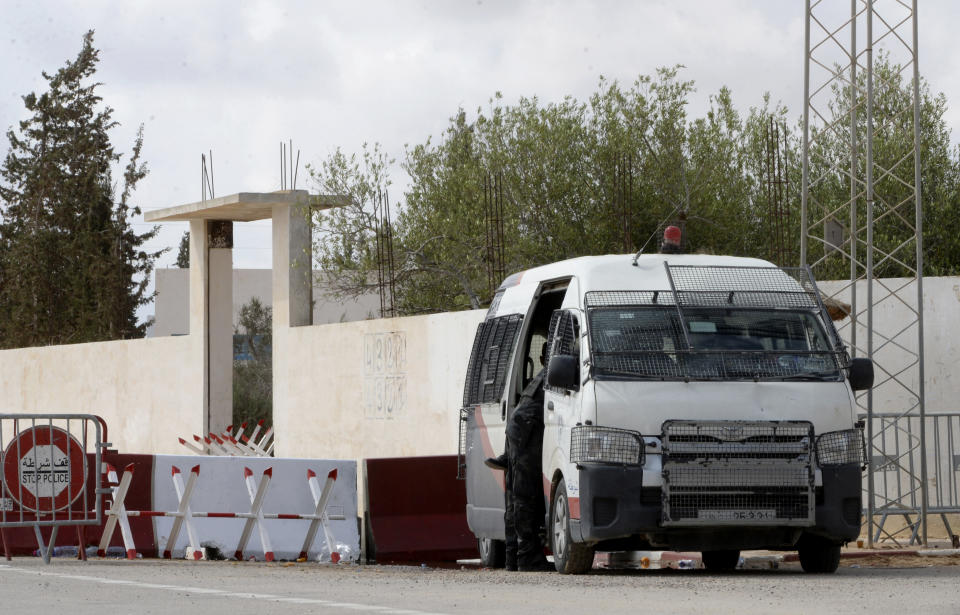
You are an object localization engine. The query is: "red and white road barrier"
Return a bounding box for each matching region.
[98,462,342,562]
[235,467,273,561]
[98,464,138,560]
[178,421,275,457]
[301,468,338,562]
[166,465,203,559]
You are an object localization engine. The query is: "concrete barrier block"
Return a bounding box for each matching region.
[152,455,359,561]
[364,455,478,563]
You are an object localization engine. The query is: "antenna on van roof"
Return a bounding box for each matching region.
[632,205,684,266]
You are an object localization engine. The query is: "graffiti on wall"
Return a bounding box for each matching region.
[363,332,407,419]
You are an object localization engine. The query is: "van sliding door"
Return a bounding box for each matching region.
[462,314,523,537]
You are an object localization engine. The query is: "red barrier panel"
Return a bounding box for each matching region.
[363,455,478,563]
[0,453,154,556]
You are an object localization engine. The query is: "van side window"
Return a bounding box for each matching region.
[545,310,579,374]
[462,314,523,406]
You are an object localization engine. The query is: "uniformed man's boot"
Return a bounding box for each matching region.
[517,538,553,572]
[484,454,508,471]
[504,547,518,571]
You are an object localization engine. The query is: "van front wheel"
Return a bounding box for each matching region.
[797,534,841,573]
[551,478,595,574]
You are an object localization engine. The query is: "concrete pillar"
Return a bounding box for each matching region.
[271,193,312,453]
[189,219,234,437]
[272,193,313,329]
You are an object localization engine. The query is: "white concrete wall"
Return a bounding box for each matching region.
[273,277,960,462]
[0,336,202,454]
[152,268,381,337]
[273,310,486,460]
[153,268,191,337]
[819,277,960,514]
[2,276,956,461]
[819,276,960,414]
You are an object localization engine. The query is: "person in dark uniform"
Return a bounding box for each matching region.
[486,345,552,572]
[504,369,551,571]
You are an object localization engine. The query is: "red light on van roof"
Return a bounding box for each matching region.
[664,225,682,245]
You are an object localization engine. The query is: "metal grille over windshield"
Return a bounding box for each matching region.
[584,265,848,382]
[666,265,822,310]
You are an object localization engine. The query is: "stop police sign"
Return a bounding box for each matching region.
[2,426,87,511]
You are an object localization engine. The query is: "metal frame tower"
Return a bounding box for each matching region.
[802,0,927,546]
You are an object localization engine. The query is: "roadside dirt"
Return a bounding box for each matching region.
[838,553,960,568]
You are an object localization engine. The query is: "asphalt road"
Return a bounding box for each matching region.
[1,558,958,615]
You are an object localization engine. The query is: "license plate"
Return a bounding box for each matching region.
[697,509,776,521]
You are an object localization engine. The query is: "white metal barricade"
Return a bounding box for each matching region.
[0,414,108,564]
[98,464,343,562]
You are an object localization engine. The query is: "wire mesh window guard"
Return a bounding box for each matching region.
[462,314,522,407]
[666,265,821,310]
[583,266,848,381]
[545,310,579,391]
[816,428,867,467]
[570,425,643,465]
[548,311,578,355]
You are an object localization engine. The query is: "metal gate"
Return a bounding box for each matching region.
[861,412,960,544]
[0,414,108,563]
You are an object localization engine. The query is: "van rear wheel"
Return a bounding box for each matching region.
[551,478,595,574]
[478,537,505,568]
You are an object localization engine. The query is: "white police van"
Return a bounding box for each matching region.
[459,252,871,574]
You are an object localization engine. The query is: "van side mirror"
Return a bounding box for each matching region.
[547,354,579,390]
[849,358,874,391]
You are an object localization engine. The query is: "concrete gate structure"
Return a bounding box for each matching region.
[144,191,347,437]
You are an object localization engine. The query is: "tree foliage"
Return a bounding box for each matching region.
[0,30,162,347]
[805,53,959,280]
[307,144,392,303]
[233,297,272,429]
[310,61,960,315]
[175,231,190,268]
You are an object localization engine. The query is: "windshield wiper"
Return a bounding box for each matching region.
[764,371,840,382]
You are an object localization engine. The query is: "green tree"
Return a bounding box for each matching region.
[400,109,489,312]
[806,53,960,279]
[307,144,392,303]
[0,30,161,347]
[233,297,272,430]
[739,96,799,266]
[175,231,190,268]
[309,61,960,316]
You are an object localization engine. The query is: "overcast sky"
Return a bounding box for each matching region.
[2,1,959,318]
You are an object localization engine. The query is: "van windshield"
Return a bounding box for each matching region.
[588,306,844,382]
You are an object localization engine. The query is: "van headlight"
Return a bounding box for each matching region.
[816,426,866,467]
[570,425,644,466]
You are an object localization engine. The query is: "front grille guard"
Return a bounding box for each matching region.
[661,420,815,526]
